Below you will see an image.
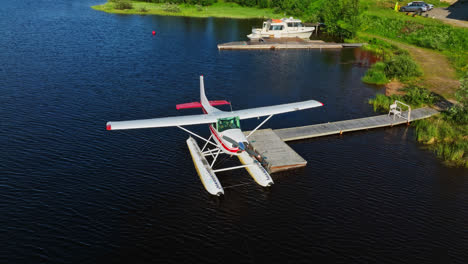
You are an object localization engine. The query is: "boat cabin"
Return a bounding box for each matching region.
[216,117,241,132]
[247,17,314,40]
[262,18,305,32]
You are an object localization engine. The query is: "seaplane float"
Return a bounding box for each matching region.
[106,76,323,196]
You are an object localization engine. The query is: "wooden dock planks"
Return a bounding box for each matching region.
[275,107,439,142]
[245,107,438,173]
[244,129,307,173]
[217,39,362,50]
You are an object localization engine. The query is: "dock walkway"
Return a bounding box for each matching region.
[275,107,438,141]
[218,39,363,50]
[247,107,438,173]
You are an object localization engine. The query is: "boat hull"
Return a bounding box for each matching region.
[247,28,314,40]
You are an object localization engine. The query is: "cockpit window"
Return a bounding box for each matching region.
[216,117,241,132]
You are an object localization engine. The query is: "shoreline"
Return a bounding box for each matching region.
[91,1,281,19]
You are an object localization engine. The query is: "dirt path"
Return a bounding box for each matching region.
[363,34,460,99]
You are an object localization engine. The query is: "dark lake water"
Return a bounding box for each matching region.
[1,1,467,263]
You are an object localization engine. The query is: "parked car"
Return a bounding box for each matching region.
[400,1,433,12]
[410,1,434,10]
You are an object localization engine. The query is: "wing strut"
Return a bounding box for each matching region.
[246,114,273,139]
[177,126,218,148]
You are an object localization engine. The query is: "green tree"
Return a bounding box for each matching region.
[320,0,361,39]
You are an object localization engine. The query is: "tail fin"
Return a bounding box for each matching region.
[199,75,218,114]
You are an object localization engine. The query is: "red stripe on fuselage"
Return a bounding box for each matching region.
[201,104,237,153]
[209,125,239,153]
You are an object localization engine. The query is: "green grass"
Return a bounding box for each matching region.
[369,92,468,167]
[92,1,281,19]
[359,6,468,77]
[368,81,468,167]
[414,115,468,167]
[369,86,438,111]
[362,62,389,85]
[356,35,422,85]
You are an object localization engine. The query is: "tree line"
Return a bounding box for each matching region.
[138,0,361,38]
[225,0,362,39]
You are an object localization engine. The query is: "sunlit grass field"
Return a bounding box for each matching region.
[92,1,281,19]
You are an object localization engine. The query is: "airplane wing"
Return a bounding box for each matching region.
[107,114,218,130]
[107,100,323,130]
[232,100,323,120]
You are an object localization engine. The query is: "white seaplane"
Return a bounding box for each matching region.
[106,76,323,196]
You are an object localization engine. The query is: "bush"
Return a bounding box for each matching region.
[361,13,468,76]
[140,7,148,12]
[273,7,282,14]
[401,86,437,107]
[445,73,468,124]
[114,0,133,10]
[369,86,437,112]
[414,116,468,167]
[368,94,401,111]
[163,3,181,13]
[362,62,389,84]
[384,54,422,80]
[320,0,362,39]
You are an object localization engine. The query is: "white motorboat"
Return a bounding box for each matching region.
[247,17,315,40]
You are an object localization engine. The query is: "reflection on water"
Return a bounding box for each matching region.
[353,48,381,67]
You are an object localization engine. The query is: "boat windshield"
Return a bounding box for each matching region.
[217,117,241,132]
[269,25,283,31]
[287,22,302,27]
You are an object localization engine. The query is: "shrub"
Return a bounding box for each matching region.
[401,86,437,107]
[362,62,389,84]
[163,3,181,13]
[273,7,282,14]
[361,13,468,76]
[114,0,133,10]
[414,116,468,167]
[368,94,401,111]
[445,73,468,124]
[140,7,148,12]
[456,73,468,108]
[384,54,422,80]
[368,86,436,112]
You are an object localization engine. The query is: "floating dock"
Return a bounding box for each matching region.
[247,107,439,173]
[218,39,364,50]
[245,129,307,173]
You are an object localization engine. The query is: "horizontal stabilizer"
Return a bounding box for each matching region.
[176,100,230,110]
